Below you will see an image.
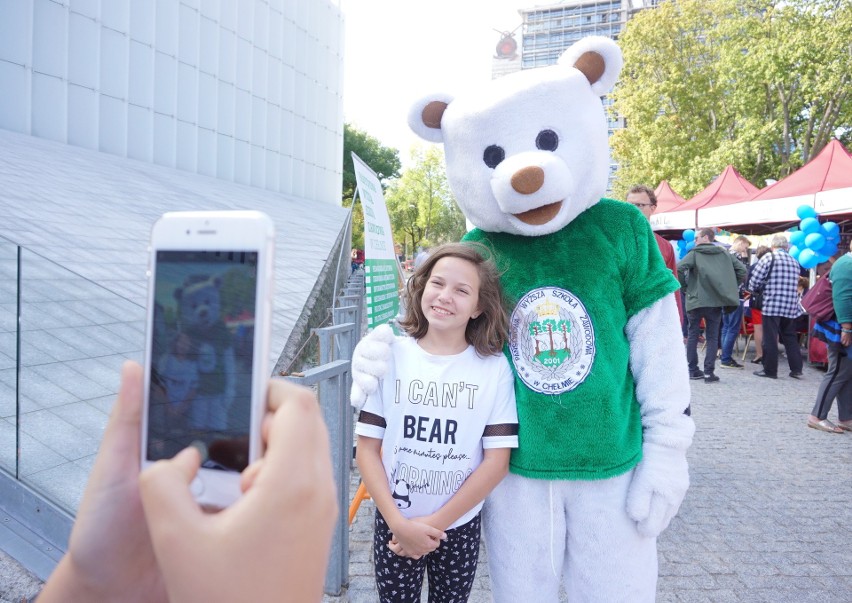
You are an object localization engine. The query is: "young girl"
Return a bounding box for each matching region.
[355,242,518,603]
[158,332,199,422]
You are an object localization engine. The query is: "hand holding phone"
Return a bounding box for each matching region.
[141,211,275,508]
[139,379,338,603]
[38,362,167,603]
[39,364,337,603]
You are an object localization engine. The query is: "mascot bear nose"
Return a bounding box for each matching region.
[511,166,545,195]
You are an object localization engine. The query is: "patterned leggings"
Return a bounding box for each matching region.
[373,510,481,603]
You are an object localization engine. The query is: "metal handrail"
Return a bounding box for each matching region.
[283,266,364,597]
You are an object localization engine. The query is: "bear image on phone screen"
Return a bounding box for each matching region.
[147,251,257,472]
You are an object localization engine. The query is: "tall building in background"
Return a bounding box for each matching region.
[492,0,659,191]
[0,0,344,204]
[491,28,523,79]
[521,0,659,68]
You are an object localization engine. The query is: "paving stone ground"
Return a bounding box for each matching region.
[329,343,852,602]
[3,344,850,602]
[0,552,41,603]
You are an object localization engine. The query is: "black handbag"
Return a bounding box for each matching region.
[750,289,765,311]
[749,253,775,311]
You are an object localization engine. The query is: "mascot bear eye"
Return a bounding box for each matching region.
[536,129,559,151]
[483,145,505,169]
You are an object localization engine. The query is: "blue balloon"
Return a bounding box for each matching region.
[823,242,839,257]
[797,205,818,220]
[685,240,695,251]
[804,232,826,251]
[822,221,840,236]
[815,253,830,264]
[683,229,695,242]
[677,239,686,248]
[798,248,819,269]
[789,246,801,260]
[790,230,807,246]
[800,217,820,234]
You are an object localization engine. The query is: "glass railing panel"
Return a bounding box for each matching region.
[17,249,145,513]
[0,241,18,476]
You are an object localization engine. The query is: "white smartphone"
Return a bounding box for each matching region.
[141,210,275,508]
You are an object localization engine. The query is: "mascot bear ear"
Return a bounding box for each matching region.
[557,36,623,97]
[408,92,455,143]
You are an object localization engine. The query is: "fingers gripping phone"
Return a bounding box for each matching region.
[141,211,275,508]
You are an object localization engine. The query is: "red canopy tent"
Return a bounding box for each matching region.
[700,139,852,234]
[651,165,759,235]
[811,140,852,218]
[653,180,686,213]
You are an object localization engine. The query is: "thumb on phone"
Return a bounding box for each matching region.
[240,457,264,492]
[139,446,204,542]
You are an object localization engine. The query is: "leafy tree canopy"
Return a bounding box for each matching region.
[610,0,851,199]
[385,145,466,257]
[342,123,401,249]
[342,123,401,202]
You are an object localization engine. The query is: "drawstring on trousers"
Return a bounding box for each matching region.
[549,482,558,577]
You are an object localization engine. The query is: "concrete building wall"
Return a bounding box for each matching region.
[0,0,344,204]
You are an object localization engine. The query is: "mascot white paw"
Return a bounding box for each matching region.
[350,323,396,410]
[627,442,690,537]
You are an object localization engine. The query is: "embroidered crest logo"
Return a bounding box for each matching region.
[509,287,595,394]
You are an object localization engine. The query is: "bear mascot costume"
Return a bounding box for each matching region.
[174,275,236,436]
[351,36,694,602]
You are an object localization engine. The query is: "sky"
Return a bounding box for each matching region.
[340,1,538,162]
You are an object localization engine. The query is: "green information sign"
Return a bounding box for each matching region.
[364,258,400,328]
[351,152,401,329]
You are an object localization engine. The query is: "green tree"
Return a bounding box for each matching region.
[385,145,466,256]
[342,123,401,248]
[610,0,852,199]
[219,267,255,318]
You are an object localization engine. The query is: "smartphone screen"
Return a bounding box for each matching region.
[146,249,258,473]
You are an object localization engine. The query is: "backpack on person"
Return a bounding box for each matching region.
[801,276,835,322]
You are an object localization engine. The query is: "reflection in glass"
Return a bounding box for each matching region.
[16,249,144,512]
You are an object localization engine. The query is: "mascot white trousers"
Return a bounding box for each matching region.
[483,471,657,603]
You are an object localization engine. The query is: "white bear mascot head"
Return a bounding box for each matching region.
[408,36,623,237]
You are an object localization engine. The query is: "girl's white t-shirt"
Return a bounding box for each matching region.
[157,353,198,407]
[356,337,518,529]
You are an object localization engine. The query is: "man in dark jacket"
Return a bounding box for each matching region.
[677,228,747,383]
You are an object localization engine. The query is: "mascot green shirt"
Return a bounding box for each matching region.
[465,199,679,480]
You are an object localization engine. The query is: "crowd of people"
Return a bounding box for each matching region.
[629,186,851,435]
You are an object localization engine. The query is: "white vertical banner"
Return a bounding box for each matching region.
[351,152,400,328]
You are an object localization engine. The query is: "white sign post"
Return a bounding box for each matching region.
[351,152,401,329]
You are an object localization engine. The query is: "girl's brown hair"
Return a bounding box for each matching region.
[398,242,509,356]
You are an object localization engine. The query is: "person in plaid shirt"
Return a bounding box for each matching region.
[748,234,804,379]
